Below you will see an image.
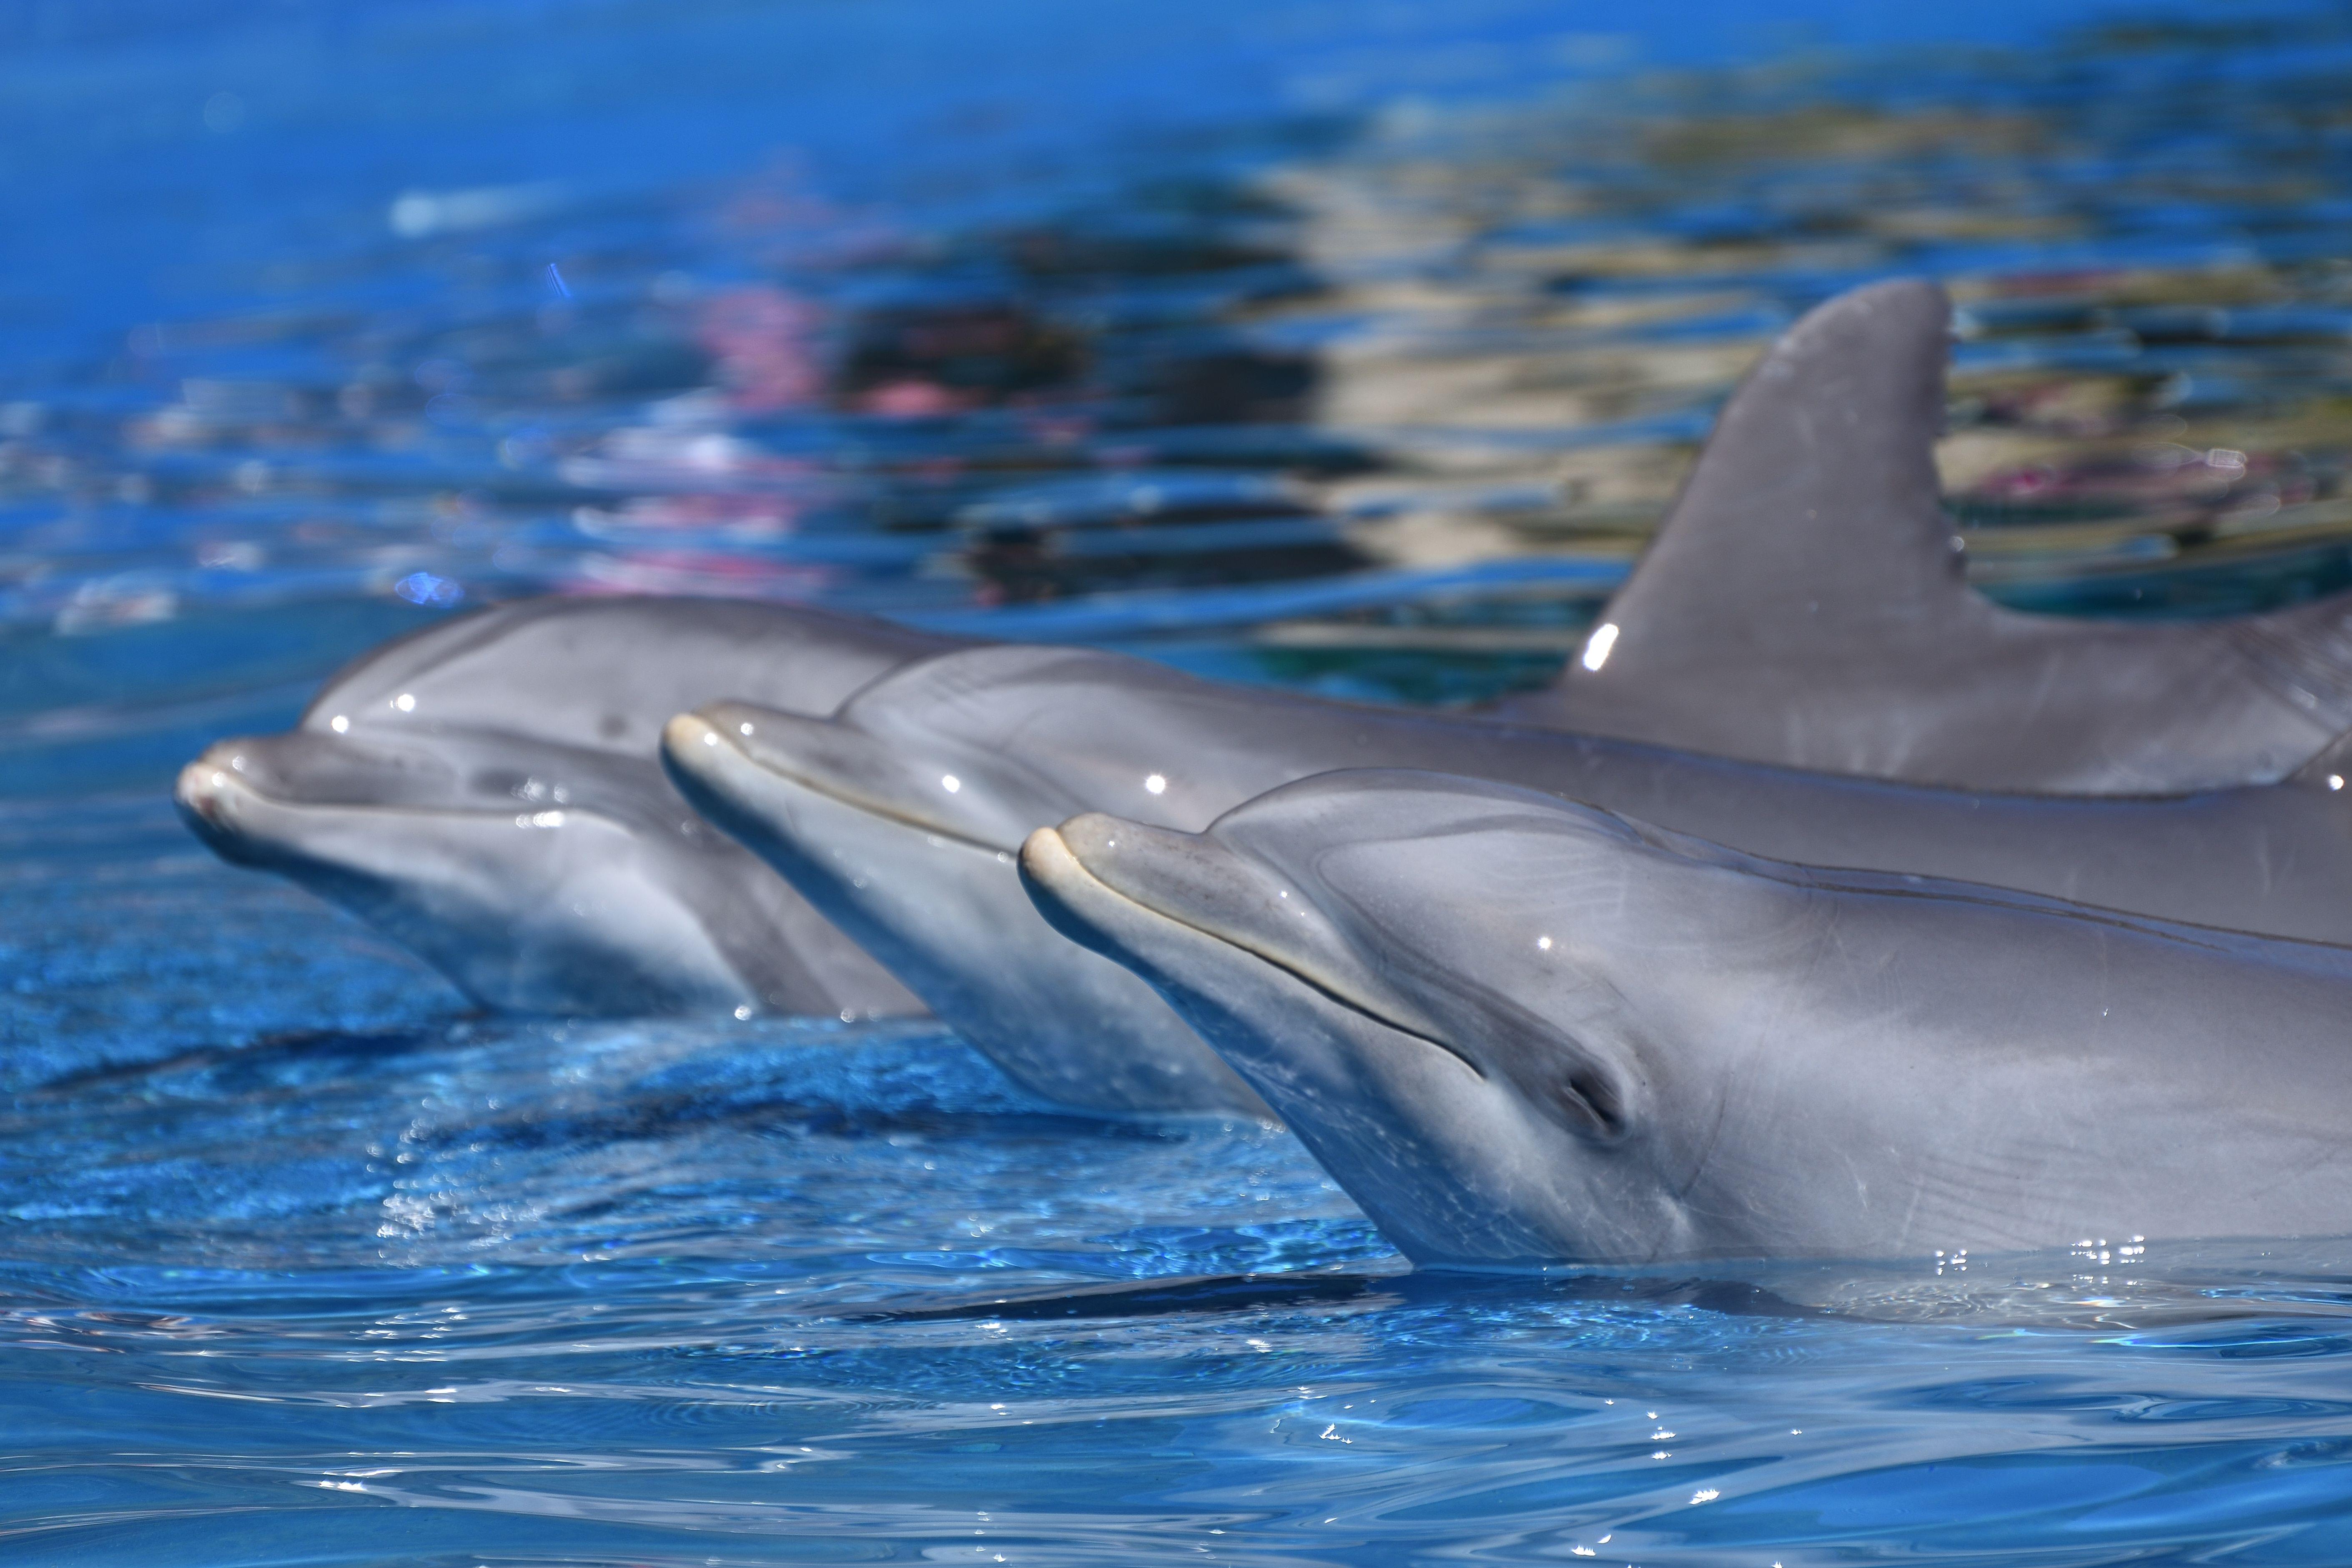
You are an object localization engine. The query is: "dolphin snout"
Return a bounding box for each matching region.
[173,739,271,847]
[175,755,232,825]
[680,702,899,799]
[177,741,231,797]
[667,701,1047,852]
[1047,812,1264,930]
[1049,810,1181,874]
[177,736,260,798]
[1039,811,1367,995]
[177,732,379,861]
[1017,822,1124,956]
[1018,819,1236,989]
[665,701,944,827]
[660,710,777,849]
[661,709,728,770]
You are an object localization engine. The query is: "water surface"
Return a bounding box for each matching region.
[10,2,2352,1561]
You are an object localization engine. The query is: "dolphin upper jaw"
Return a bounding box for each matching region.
[176,751,266,864]
[666,702,1061,856]
[173,734,758,1015]
[1039,812,1476,1070]
[175,741,436,874]
[176,733,463,856]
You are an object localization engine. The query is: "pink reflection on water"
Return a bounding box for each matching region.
[571,549,832,600]
[858,378,971,418]
[577,488,822,541]
[697,286,824,413]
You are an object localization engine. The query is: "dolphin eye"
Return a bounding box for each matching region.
[1549,1065,1630,1143]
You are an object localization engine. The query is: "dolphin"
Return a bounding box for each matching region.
[659,640,2352,1114]
[173,279,2352,1016]
[1520,276,2352,793]
[1021,769,2352,1265]
[178,595,958,1017]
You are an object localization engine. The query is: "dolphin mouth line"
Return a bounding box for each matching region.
[179,767,612,832]
[704,726,1015,855]
[1048,833,1487,1083]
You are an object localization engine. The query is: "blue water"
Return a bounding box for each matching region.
[13,0,2352,1560]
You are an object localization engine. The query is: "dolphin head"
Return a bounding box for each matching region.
[176,726,812,1017]
[652,646,1361,1084]
[1021,769,1799,1266]
[661,697,1271,1117]
[170,595,952,1020]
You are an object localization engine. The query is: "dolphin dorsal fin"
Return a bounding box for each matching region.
[1550,278,1973,697]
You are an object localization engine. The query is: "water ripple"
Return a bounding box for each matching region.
[13,1,2352,1562]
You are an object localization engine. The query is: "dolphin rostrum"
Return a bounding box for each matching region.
[1521,276,2352,793]
[660,640,2352,1114]
[1022,769,2352,1265]
[178,595,959,1017]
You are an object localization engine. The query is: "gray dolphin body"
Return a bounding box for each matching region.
[179,596,955,1017]
[1520,277,2352,793]
[660,640,2352,1115]
[1022,770,2352,1265]
[174,278,2352,1014]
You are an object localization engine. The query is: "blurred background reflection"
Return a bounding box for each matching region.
[15,0,2352,794]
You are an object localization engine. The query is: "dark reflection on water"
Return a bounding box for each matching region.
[12,0,2352,1561]
[13,1,2352,796]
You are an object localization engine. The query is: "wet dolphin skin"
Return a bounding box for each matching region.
[1023,770,2352,1266]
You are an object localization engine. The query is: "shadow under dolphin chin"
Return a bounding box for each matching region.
[840,1256,2352,1333]
[661,708,1274,1120]
[833,1265,1823,1324]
